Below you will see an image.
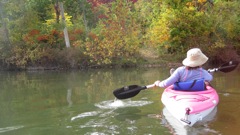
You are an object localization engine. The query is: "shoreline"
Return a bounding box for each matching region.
[2,62,227,71]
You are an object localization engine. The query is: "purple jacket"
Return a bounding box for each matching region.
[159,66,213,88]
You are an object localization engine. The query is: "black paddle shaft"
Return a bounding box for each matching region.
[218,61,239,72]
[208,61,239,73]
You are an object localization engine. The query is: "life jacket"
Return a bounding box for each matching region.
[173,67,205,91]
[173,78,205,91]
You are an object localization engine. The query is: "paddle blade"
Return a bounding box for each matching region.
[113,85,146,99]
[218,61,239,73]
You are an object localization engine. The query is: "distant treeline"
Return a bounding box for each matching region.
[0,0,239,70]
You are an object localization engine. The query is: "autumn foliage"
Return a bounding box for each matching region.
[0,0,239,69]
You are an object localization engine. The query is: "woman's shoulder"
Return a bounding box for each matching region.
[176,66,186,71]
[172,66,186,74]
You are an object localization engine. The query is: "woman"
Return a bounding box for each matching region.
[154,48,212,90]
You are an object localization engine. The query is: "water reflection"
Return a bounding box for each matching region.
[162,107,219,135]
[113,107,142,121]
[0,68,239,134]
[67,88,73,107]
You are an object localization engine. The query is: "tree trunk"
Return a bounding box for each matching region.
[79,0,89,36]
[0,1,10,45]
[59,2,70,48]
[54,0,60,23]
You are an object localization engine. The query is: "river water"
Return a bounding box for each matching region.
[0,67,239,135]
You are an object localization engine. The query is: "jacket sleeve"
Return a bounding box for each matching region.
[158,67,182,88]
[203,69,213,82]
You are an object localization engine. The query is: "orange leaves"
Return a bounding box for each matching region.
[23,29,63,47]
[23,28,87,49]
[51,29,59,36]
[29,29,40,36]
[23,29,41,45]
[88,32,98,40]
[73,29,84,35]
[37,35,49,43]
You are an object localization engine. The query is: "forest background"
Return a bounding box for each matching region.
[0,0,239,70]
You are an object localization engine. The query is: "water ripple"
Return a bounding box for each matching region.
[0,125,24,133]
[71,111,100,121]
[95,99,153,109]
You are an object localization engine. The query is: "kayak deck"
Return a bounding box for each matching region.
[161,85,219,126]
[162,85,219,114]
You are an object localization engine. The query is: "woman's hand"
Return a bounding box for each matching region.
[154,80,161,87]
[204,81,211,86]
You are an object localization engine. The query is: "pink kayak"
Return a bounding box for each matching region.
[161,85,219,126]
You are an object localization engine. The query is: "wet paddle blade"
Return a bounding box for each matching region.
[218,61,239,73]
[113,85,146,99]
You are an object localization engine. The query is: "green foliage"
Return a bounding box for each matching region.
[134,0,163,48]
[148,0,214,53]
[202,0,240,62]
[146,0,240,59]
[26,0,53,22]
[0,0,240,69]
[81,0,142,66]
[65,0,96,27]
[148,5,172,50]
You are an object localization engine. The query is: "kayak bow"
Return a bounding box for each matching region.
[161,85,219,126]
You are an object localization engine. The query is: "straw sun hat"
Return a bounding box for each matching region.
[182,48,208,67]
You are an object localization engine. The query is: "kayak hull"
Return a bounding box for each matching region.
[161,85,219,126]
[162,107,218,134]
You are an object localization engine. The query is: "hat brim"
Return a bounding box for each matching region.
[182,56,208,67]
